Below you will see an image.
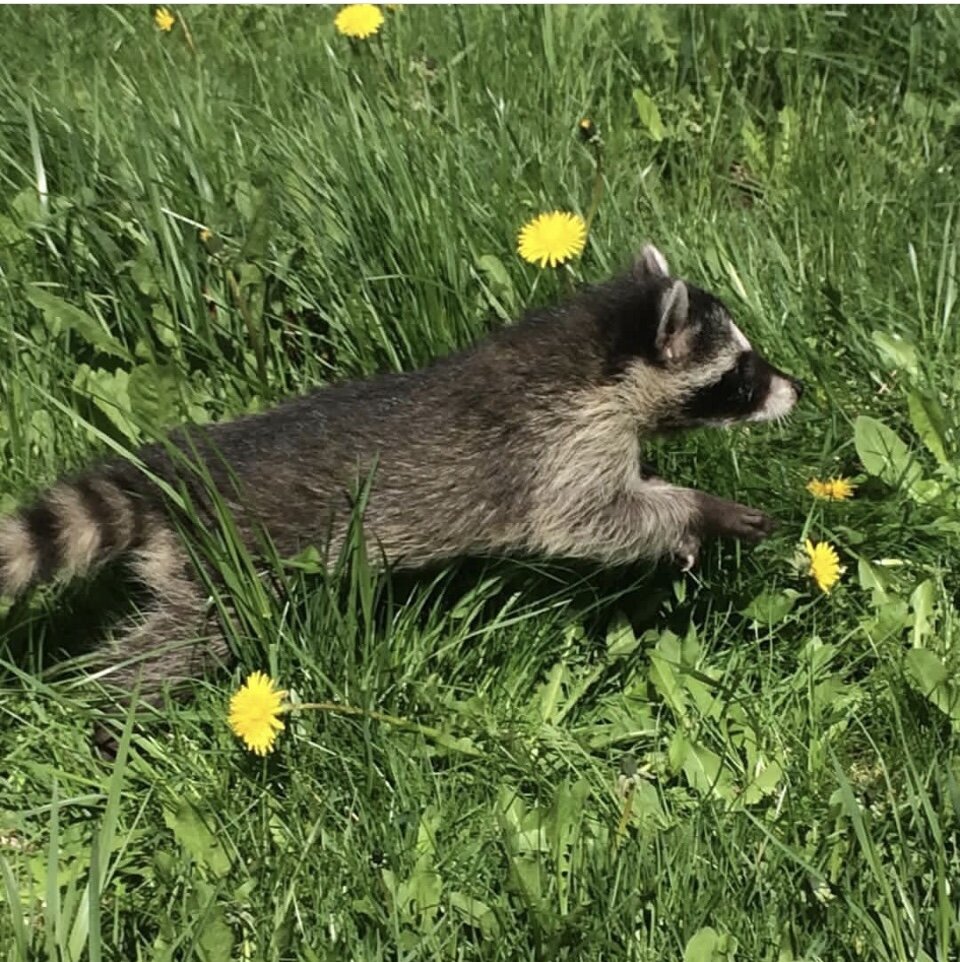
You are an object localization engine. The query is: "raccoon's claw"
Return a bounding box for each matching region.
[674,533,701,572]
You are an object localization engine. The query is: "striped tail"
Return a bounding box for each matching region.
[0,469,155,599]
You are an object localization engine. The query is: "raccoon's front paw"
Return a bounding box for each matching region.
[696,494,776,544]
[732,506,776,543]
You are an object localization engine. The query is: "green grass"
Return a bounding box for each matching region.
[2,4,960,959]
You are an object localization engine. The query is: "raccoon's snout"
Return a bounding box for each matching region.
[679,350,801,428]
[752,369,802,422]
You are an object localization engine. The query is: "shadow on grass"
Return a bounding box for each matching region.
[0,565,145,683]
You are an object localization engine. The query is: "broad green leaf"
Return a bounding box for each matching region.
[606,613,639,657]
[668,728,690,774]
[536,661,567,723]
[683,926,720,962]
[234,180,259,222]
[905,649,960,723]
[907,390,950,468]
[163,801,231,878]
[476,254,515,309]
[871,331,918,377]
[631,780,671,830]
[906,478,943,504]
[633,89,666,142]
[237,184,272,260]
[73,365,139,441]
[740,117,767,174]
[0,213,25,244]
[508,856,543,908]
[128,363,181,429]
[772,105,799,176]
[741,759,784,805]
[742,590,796,625]
[26,285,130,360]
[910,579,937,647]
[548,779,589,913]
[637,6,677,66]
[857,557,893,601]
[11,186,43,224]
[415,806,440,864]
[902,91,932,121]
[449,891,500,939]
[151,301,180,349]
[854,415,921,488]
[649,632,687,718]
[130,249,160,297]
[860,595,911,643]
[681,740,736,801]
[196,906,234,962]
[409,868,442,927]
[237,261,263,292]
[811,676,850,715]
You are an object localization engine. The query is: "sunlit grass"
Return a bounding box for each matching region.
[2,5,960,959]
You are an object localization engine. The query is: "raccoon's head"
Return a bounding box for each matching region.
[604,244,803,431]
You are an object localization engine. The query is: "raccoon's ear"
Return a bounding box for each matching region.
[633,244,670,281]
[655,280,692,362]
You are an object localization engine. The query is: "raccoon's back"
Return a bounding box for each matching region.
[0,336,568,594]
[161,366,541,562]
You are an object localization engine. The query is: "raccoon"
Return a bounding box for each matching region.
[0,244,801,738]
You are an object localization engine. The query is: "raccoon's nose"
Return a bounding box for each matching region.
[792,378,805,400]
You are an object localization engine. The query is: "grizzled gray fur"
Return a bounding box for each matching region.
[0,245,802,734]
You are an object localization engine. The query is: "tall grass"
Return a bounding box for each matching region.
[2,6,960,959]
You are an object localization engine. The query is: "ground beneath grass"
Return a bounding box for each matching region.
[2,6,960,960]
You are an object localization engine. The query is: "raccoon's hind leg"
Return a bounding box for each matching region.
[91,525,230,755]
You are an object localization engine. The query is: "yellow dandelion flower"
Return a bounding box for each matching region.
[824,478,856,501]
[199,228,212,243]
[154,6,175,32]
[334,4,384,39]
[228,671,287,755]
[807,477,857,501]
[517,211,587,268]
[578,117,597,142]
[805,539,843,594]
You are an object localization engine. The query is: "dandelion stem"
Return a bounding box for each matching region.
[613,782,635,852]
[584,139,605,236]
[226,268,268,398]
[179,11,198,55]
[289,701,483,757]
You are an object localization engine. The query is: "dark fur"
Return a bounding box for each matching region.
[0,246,801,741]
